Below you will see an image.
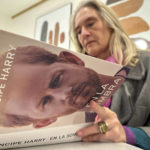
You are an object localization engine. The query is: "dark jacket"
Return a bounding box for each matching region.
[111,50,150,136]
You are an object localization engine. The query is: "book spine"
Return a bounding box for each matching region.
[0,123,91,149]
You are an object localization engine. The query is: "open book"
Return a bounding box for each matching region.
[0,30,128,149]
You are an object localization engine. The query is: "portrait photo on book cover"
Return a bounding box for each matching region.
[0,45,128,129]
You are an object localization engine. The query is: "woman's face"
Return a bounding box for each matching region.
[75,6,112,59]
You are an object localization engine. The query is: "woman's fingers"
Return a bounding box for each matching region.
[82,132,110,142]
[77,100,116,137]
[77,120,126,142]
[76,100,126,143]
[90,100,115,120]
[77,118,112,137]
[77,124,99,137]
[82,129,125,142]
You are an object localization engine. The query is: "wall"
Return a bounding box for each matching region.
[1,0,73,38]
[0,0,82,51]
[0,13,11,31]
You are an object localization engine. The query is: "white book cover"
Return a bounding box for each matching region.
[0,30,128,149]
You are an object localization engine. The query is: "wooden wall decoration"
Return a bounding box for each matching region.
[103,0,150,49]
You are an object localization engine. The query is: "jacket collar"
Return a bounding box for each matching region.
[106,55,145,80]
[127,57,145,80]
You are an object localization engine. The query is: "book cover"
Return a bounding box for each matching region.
[0,30,128,149]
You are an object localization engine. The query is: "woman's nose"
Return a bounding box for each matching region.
[81,27,90,38]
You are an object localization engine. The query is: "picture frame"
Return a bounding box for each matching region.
[35,3,72,49]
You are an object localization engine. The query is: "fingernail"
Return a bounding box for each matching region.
[90,100,96,107]
[94,115,101,124]
[76,131,83,137]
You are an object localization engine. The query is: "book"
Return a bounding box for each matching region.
[0,30,128,149]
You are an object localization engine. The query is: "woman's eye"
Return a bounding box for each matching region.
[51,73,62,88]
[76,29,81,35]
[87,22,94,27]
[42,96,51,106]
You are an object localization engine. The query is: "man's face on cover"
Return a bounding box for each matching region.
[2,60,99,127]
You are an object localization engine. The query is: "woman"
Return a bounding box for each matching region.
[70,0,150,149]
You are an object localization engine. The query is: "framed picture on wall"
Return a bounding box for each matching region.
[35,3,72,49]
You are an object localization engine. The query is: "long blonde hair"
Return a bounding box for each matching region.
[70,0,138,66]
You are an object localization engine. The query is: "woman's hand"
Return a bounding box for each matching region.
[76,100,126,143]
